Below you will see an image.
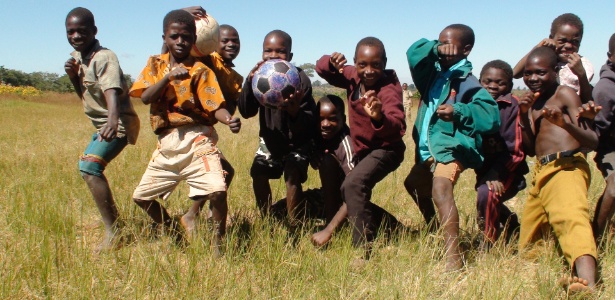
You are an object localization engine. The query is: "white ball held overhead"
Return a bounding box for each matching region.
[191,15,219,57]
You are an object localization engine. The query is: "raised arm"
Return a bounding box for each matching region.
[542,88,598,150]
[315,54,352,89]
[64,57,83,99]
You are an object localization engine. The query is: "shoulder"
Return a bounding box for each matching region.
[93,48,120,63]
[555,85,581,105]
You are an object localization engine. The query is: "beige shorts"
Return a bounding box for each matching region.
[133,124,226,200]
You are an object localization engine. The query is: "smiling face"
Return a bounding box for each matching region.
[438,28,470,69]
[551,24,582,63]
[523,56,557,93]
[262,34,292,62]
[319,101,344,140]
[65,16,97,53]
[163,22,195,61]
[218,27,240,63]
[354,45,386,88]
[480,68,511,100]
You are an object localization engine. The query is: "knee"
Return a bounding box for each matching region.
[133,198,151,207]
[209,191,227,204]
[476,184,490,211]
[432,178,454,206]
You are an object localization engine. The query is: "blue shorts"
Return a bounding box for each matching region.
[78,133,128,177]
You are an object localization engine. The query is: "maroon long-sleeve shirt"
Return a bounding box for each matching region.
[316,55,406,160]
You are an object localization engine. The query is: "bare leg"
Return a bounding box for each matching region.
[284,163,303,225]
[404,166,437,229]
[82,172,121,252]
[312,203,347,247]
[432,177,462,271]
[133,198,183,244]
[593,174,615,241]
[184,159,234,224]
[181,197,206,240]
[560,255,596,293]
[209,191,227,257]
[253,176,272,217]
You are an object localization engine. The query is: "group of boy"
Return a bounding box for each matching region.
[65,5,615,294]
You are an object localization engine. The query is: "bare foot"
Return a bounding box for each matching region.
[559,276,592,295]
[180,213,197,240]
[93,229,123,254]
[445,255,463,272]
[311,229,333,247]
[166,218,187,247]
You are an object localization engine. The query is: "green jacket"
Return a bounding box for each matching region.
[406,39,500,169]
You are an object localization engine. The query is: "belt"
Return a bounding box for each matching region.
[538,149,581,165]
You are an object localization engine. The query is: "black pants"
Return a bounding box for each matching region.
[341,149,403,247]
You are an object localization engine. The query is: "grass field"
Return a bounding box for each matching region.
[0,93,613,299]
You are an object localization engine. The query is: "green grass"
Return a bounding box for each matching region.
[0,93,613,299]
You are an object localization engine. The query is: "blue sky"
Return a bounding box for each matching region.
[1,1,611,89]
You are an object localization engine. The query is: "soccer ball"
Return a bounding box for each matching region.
[251,59,301,108]
[190,15,219,57]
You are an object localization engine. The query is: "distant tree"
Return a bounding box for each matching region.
[298,63,315,78]
[313,80,322,87]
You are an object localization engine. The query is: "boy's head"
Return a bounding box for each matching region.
[608,33,615,65]
[65,7,97,53]
[262,30,292,62]
[162,10,196,61]
[523,47,559,93]
[479,60,513,100]
[353,37,387,89]
[438,24,474,69]
[218,24,240,64]
[318,95,345,140]
[549,13,583,63]
[402,83,408,90]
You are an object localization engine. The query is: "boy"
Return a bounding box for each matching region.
[404,24,500,270]
[129,10,240,251]
[476,60,528,245]
[402,83,413,123]
[518,46,598,292]
[513,13,594,103]
[64,7,140,252]
[311,95,400,247]
[591,33,615,242]
[238,30,318,224]
[316,37,405,255]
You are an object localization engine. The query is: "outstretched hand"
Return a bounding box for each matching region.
[247,61,265,82]
[183,6,207,19]
[360,90,383,122]
[329,52,347,73]
[577,100,602,120]
[542,105,567,127]
[278,88,304,117]
[536,38,556,49]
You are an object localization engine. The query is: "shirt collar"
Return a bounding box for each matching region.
[71,39,102,63]
[435,58,467,79]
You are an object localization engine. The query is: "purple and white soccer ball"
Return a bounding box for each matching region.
[251,59,301,108]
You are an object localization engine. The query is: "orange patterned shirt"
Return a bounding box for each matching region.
[130,53,225,133]
[199,52,243,105]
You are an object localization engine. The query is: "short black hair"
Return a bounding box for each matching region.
[163,9,196,35]
[66,7,95,27]
[444,24,475,47]
[527,46,558,70]
[265,30,292,50]
[355,36,387,60]
[318,95,346,118]
[550,13,584,38]
[480,60,513,83]
[609,33,615,54]
[219,24,237,33]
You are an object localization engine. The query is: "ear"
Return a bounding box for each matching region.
[382,57,387,69]
[463,44,473,57]
[288,52,293,62]
[608,52,612,58]
[93,26,98,36]
[353,56,356,64]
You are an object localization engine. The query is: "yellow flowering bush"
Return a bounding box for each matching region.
[0,83,42,96]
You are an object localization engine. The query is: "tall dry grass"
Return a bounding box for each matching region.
[0,93,613,299]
